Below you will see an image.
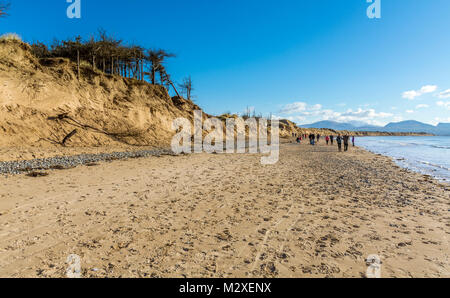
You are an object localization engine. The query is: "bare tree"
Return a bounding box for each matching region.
[145,49,175,85]
[0,1,10,18]
[28,31,186,99]
[179,76,194,100]
[159,67,182,98]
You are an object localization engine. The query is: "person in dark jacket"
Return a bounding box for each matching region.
[343,135,350,151]
[336,135,342,152]
[309,133,315,145]
[330,135,334,145]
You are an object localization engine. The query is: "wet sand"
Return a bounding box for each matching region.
[0,142,448,277]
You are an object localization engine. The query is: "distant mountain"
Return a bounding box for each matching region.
[302,120,450,136]
[435,123,450,136]
[383,120,436,133]
[301,121,358,131]
[437,123,450,131]
[382,121,450,135]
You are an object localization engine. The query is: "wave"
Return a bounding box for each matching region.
[358,136,450,183]
[375,140,450,150]
[417,160,450,171]
[429,145,450,149]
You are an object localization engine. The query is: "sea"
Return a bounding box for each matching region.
[356,136,450,184]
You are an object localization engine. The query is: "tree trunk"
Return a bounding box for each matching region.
[77,49,80,80]
[140,56,144,81]
[151,65,155,85]
[170,80,182,98]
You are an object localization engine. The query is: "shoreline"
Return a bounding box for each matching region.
[359,147,449,185]
[0,142,448,277]
[355,145,449,185]
[1,140,448,186]
[355,135,450,185]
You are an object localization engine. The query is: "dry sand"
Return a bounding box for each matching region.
[0,142,448,278]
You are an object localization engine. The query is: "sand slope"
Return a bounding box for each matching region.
[0,40,202,152]
[0,142,448,278]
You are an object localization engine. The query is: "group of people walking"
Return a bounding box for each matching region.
[296,133,355,152]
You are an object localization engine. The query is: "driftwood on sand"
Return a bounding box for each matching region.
[61,129,78,146]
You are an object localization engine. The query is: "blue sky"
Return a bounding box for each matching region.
[1,0,450,125]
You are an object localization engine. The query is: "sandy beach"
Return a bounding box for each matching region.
[0,141,448,278]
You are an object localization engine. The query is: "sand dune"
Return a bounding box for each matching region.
[0,142,448,278]
[0,39,205,151]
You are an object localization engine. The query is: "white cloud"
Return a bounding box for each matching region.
[402,90,420,100]
[280,102,395,126]
[436,101,450,110]
[339,108,393,120]
[437,89,450,99]
[280,102,308,114]
[402,85,438,100]
[271,114,306,124]
[420,85,438,93]
[310,104,322,111]
[280,102,324,115]
[393,116,403,122]
[434,117,450,123]
[316,108,392,125]
[319,109,342,119]
[406,110,415,114]
[416,104,429,109]
[286,116,306,122]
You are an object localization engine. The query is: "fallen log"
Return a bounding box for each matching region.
[61,129,78,146]
[47,113,70,121]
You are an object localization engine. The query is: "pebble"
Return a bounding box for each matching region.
[0,149,177,176]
